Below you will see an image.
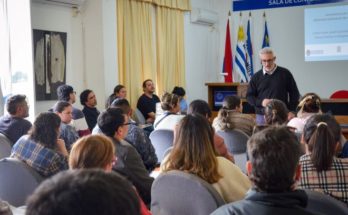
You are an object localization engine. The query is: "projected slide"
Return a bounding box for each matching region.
[305,5,348,61]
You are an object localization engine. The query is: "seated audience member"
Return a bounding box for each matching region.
[213,95,255,136]
[264,99,289,125]
[299,114,348,205]
[172,86,188,113]
[11,112,68,177]
[105,84,127,109]
[154,92,184,130]
[0,94,31,145]
[26,169,140,215]
[137,79,160,124]
[110,98,158,172]
[69,135,150,215]
[188,100,234,162]
[57,84,90,136]
[161,114,250,203]
[212,126,314,215]
[53,101,79,151]
[97,108,154,205]
[80,89,100,131]
[288,93,322,133]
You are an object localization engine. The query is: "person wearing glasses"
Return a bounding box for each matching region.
[246,47,300,125]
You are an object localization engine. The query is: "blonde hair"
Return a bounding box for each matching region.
[69,135,115,170]
[162,114,221,183]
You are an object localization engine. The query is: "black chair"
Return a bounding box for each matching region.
[149,129,174,163]
[0,158,43,206]
[151,170,225,215]
[0,133,12,160]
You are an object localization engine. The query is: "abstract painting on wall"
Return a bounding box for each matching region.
[33,29,67,101]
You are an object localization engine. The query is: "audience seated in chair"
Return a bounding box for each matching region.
[188,100,234,162]
[103,98,158,172]
[0,94,31,145]
[154,92,184,130]
[97,108,154,205]
[11,112,68,177]
[80,89,100,131]
[53,101,79,151]
[264,99,289,125]
[136,79,160,124]
[69,134,150,215]
[212,126,314,215]
[26,169,140,215]
[213,95,255,137]
[56,84,90,137]
[172,86,188,114]
[161,114,250,203]
[287,93,322,133]
[298,114,348,205]
[105,84,127,109]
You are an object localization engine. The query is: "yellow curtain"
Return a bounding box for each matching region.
[156,6,186,95]
[131,0,191,11]
[117,0,155,108]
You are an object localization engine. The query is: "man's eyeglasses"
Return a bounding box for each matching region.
[261,58,275,63]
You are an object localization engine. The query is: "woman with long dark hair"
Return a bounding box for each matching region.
[298,114,348,205]
[11,112,68,177]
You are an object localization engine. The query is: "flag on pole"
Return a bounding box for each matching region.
[222,12,233,83]
[235,13,249,83]
[246,12,254,78]
[262,12,270,48]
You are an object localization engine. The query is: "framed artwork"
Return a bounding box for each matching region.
[33,29,67,101]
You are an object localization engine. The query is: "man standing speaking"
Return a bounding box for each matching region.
[246,47,300,125]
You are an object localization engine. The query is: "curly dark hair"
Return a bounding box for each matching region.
[29,112,61,149]
[79,89,92,106]
[247,126,300,192]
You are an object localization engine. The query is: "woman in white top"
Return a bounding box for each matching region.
[287,93,322,133]
[154,92,184,130]
[161,114,251,203]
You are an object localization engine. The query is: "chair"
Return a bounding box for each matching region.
[216,129,249,154]
[151,170,225,215]
[305,189,348,214]
[330,90,348,99]
[216,130,249,172]
[149,129,174,163]
[0,133,12,160]
[0,158,43,206]
[134,108,146,124]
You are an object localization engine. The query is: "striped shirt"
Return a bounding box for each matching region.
[298,154,348,205]
[11,135,68,177]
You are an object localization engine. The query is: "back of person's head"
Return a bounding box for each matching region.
[69,135,115,170]
[218,95,241,129]
[110,98,131,114]
[172,86,186,97]
[222,95,241,110]
[53,101,71,113]
[187,100,212,118]
[6,94,26,115]
[252,125,269,135]
[79,89,92,106]
[97,108,125,138]
[57,85,74,102]
[161,92,179,111]
[113,84,125,94]
[303,114,341,171]
[163,114,220,183]
[25,169,140,215]
[264,99,289,125]
[29,112,61,149]
[297,93,322,117]
[247,126,300,192]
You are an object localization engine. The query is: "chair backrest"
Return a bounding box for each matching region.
[149,129,174,163]
[134,108,146,124]
[305,189,348,214]
[216,129,249,154]
[151,170,225,215]
[0,158,43,206]
[0,133,12,160]
[330,90,348,99]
